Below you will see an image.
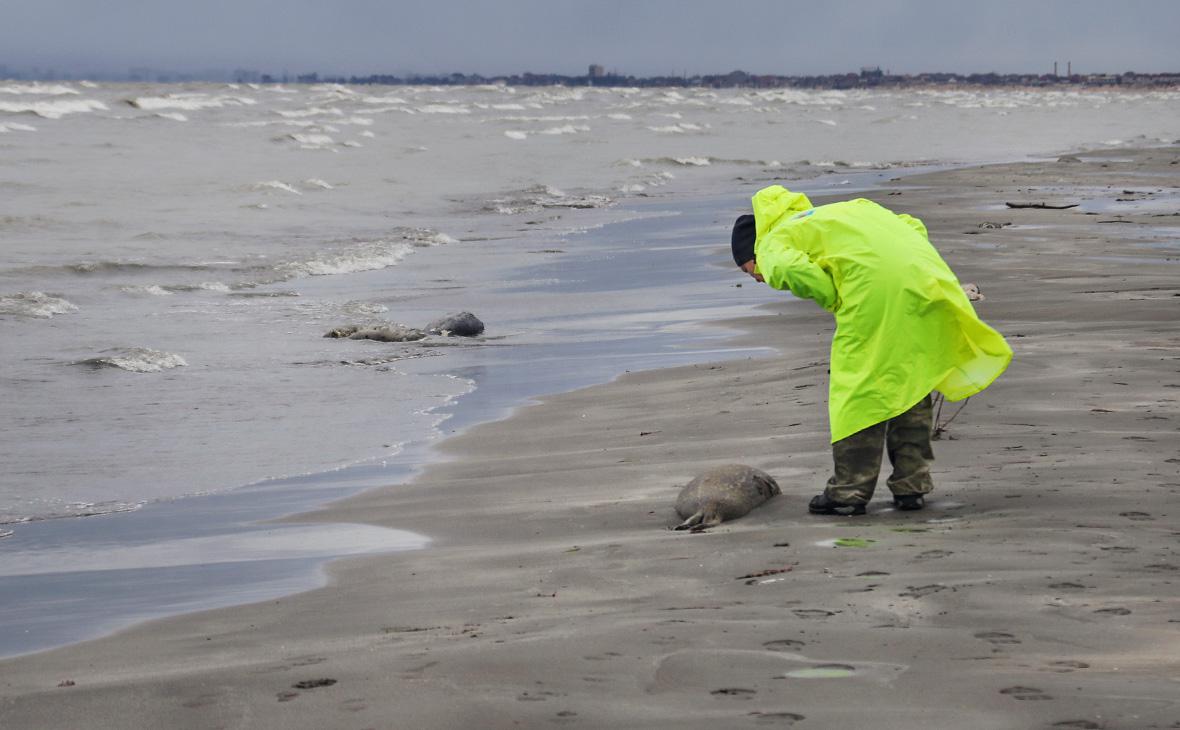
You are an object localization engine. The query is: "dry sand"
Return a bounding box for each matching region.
[2,148,1179,729]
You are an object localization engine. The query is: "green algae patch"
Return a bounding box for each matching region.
[784,664,857,679]
[833,537,876,548]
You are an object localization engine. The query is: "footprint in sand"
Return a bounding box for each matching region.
[915,549,953,560]
[1049,582,1086,590]
[792,609,836,619]
[1119,511,1154,521]
[180,693,220,709]
[763,639,806,651]
[712,687,757,698]
[1093,607,1132,616]
[1000,685,1053,701]
[975,631,1021,645]
[899,584,947,598]
[292,678,337,689]
[748,711,806,726]
[1046,660,1090,673]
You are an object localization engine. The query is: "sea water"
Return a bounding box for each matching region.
[1,81,1178,653]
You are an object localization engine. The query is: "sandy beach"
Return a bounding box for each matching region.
[3,147,1179,729]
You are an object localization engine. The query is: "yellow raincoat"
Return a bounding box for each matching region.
[751,185,1012,443]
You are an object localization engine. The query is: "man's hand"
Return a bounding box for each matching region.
[739,259,764,283]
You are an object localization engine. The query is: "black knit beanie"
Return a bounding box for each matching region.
[731,214,756,266]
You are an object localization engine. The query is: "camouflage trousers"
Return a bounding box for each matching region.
[824,394,935,505]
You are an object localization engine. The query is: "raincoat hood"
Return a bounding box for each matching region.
[752,185,813,240]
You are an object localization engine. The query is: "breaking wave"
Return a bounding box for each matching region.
[125,94,256,111]
[0,99,108,119]
[0,291,79,318]
[540,124,590,135]
[117,284,173,296]
[416,104,471,114]
[63,260,231,275]
[77,347,188,373]
[275,106,344,118]
[273,229,454,280]
[485,185,612,214]
[0,83,79,96]
[273,132,338,148]
[249,180,303,195]
[278,240,415,277]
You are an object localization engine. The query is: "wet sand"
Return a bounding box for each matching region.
[2,148,1179,729]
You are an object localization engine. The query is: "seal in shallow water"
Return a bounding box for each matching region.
[674,464,781,531]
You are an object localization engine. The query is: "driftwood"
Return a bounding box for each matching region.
[1004,202,1079,210]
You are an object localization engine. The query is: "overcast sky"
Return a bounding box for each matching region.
[4,0,1178,77]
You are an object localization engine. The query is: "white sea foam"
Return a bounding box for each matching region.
[126,94,256,111]
[78,347,188,373]
[301,178,334,190]
[0,291,79,318]
[154,112,188,122]
[343,300,389,315]
[607,113,633,120]
[360,130,376,138]
[539,124,589,135]
[361,95,409,105]
[251,180,303,195]
[416,104,471,114]
[0,122,37,133]
[276,132,337,148]
[341,140,363,148]
[504,130,528,140]
[496,115,591,122]
[118,284,173,296]
[278,240,416,277]
[0,99,108,119]
[486,184,612,214]
[275,107,343,118]
[671,156,711,166]
[0,83,79,96]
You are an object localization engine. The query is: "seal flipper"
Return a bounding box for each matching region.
[674,510,705,531]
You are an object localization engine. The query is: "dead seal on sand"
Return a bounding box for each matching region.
[674,464,781,531]
[323,324,426,342]
[426,311,484,337]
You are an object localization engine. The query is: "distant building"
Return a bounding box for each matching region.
[588,64,605,78]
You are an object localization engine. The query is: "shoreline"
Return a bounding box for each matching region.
[3,148,1179,728]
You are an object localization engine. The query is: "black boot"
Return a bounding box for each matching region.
[892,494,925,511]
[808,493,867,516]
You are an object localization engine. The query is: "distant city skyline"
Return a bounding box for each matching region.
[3,0,1179,80]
